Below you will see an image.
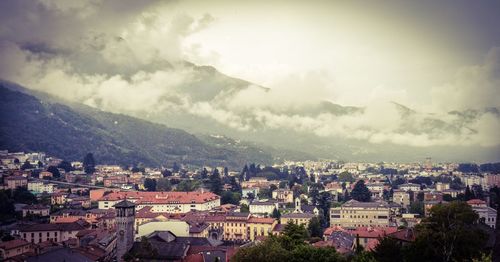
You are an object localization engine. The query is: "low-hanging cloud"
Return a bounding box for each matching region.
[0,0,499,150]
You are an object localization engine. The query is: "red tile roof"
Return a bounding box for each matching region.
[0,239,30,250]
[98,191,220,204]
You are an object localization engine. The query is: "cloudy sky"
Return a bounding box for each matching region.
[0,0,499,157]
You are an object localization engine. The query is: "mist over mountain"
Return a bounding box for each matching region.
[0,85,310,168]
[0,0,499,163]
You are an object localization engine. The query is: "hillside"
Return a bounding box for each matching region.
[0,86,276,168]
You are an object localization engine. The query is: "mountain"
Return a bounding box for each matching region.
[0,86,286,168]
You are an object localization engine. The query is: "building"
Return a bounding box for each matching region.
[486,174,500,189]
[0,239,32,260]
[137,220,190,238]
[398,183,420,192]
[98,191,220,213]
[392,190,411,209]
[4,176,28,189]
[22,204,50,217]
[249,200,278,215]
[467,199,497,229]
[115,200,135,261]
[19,221,90,244]
[272,189,294,203]
[28,181,56,194]
[241,187,259,198]
[330,200,391,228]
[435,182,450,191]
[281,213,315,226]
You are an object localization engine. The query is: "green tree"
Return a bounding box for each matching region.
[46,166,61,178]
[156,178,171,191]
[307,216,323,238]
[209,169,223,195]
[338,171,355,183]
[21,160,33,170]
[464,185,474,201]
[371,237,403,262]
[176,180,200,192]
[144,178,157,191]
[240,203,249,213]
[57,160,73,172]
[271,207,281,220]
[83,153,96,174]
[405,201,488,262]
[221,191,241,205]
[351,180,371,202]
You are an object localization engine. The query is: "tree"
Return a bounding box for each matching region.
[201,168,209,179]
[0,190,16,221]
[318,192,332,226]
[221,191,241,205]
[209,169,223,195]
[371,237,403,262]
[156,178,172,191]
[229,176,241,192]
[162,169,172,177]
[338,172,355,183]
[21,160,33,170]
[83,153,96,174]
[47,166,61,178]
[240,204,249,213]
[464,185,474,201]
[172,162,180,173]
[405,201,488,262]
[351,180,371,202]
[271,207,281,220]
[176,180,200,192]
[144,178,157,191]
[57,160,73,172]
[307,216,323,238]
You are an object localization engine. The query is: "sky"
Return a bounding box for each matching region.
[0,0,499,154]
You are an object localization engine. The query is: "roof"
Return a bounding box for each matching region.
[0,239,30,250]
[282,213,315,219]
[467,199,486,205]
[19,221,89,232]
[341,200,389,208]
[98,191,220,204]
[26,247,93,262]
[22,204,49,210]
[113,199,136,208]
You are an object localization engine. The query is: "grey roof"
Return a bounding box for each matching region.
[342,200,389,208]
[27,247,92,262]
[113,199,135,208]
[282,213,315,218]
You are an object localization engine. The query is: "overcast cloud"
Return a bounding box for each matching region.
[0,0,499,151]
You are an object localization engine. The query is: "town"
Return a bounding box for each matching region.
[0,150,498,261]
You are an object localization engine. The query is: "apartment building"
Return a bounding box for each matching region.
[330,200,391,228]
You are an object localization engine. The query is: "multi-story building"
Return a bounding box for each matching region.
[398,183,420,192]
[22,204,50,217]
[19,221,90,244]
[249,200,278,215]
[272,189,294,203]
[97,191,220,213]
[486,174,500,189]
[4,176,28,189]
[28,181,56,194]
[330,200,391,228]
[392,190,411,209]
[0,239,32,260]
[281,213,315,226]
[467,199,497,229]
[435,182,450,191]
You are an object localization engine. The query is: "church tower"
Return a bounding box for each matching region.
[294,197,302,213]
[115,200,135,261]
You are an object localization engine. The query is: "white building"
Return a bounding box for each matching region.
[28,181,56,194]
[98,191,221,213]
[249,200,278,215]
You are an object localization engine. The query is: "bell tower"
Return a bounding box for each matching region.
[115,199,135,261]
